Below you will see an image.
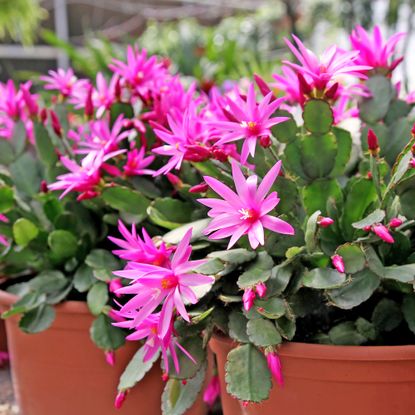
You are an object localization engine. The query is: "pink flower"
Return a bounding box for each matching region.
[389,218,403,229]
[242,288,256,312]
[331,254,345,273]
[208,83,287,163]
[49,150,122,200]
[40,68,87,98]
[109,46,166,96]
[123,147,155,176]
[317,216,334,228]
[266,351,284,387]
[255,282,267,298]
[105,350,115,366]
[372,224,395,244]
[114,390,127,409]
[198,160,295,249]
[109,220,173,265]
[350,25,405,73]
[272,66,305,106]
[93,73,119,118]
[152,103,211,175]
[203,375,220,407]
[283,35,371,91]
[113,229,214,338]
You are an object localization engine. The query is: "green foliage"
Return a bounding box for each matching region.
[90,314,125,351]
[303,100,334,134]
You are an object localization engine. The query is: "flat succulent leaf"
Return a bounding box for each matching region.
[305,210,321,254]
[372,299,402,332]
[87,282,109,316]
[384,99,411,125]
[102,186,150,217]
[209,248,256,265]
[302,179,342,216]
[328,321,367,345]
[282,139,307,180]
[10,152,42,196]
[255,296,286,319]
[118,347,160,391]
[303,268,346,289]
[194,258,224,275]
[246,318,282,346]
[166,336,206,380]
[359,75,394,123]
[148,198,194,230]
[13,218,39,247]
[74,264,96,292]
[162,363,206,415]
[228,311,250,343]
[301,133,337,179]
[48,230,78,260]
[163,218,211,245]
[400,189,415,218]
[303,99,333,134]
[384,118,412,165]
[336,243,366,274]
[85,249,119,270]
[0,186,14,212]
[19,304,56,334]
[266,264,293,296]
[271,110,297,143]
[34,122,58,167]
[382,264,415,283]
[276,316,296,340]
[330,127,353,177]
[2,291,46,318]
[402,295,415,334]
[355,317,377,341]
[90,314,125,350]
[29,270,68,294]
[352,209,385,229]
[225,344,271,402]
[363,245,385,276]
[328,269,380,309]
[237,252,274,288]
[0,140,14,165]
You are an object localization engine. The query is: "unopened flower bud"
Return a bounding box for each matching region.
[363,225,372,232]
[85,85,94,118]
[297,73,312,95]
[317,216,334,228]
[50,110,62,137]
[242,288,256,312]
[255,282,267,298]
[259,135,272,148]
[266,350,284,387]
[105,350,115,366]
[181,380,187,385]
[166,173,182,188]
[162,373,169,382]
[410,158,415,169]
[367,129,379,155]
[114,390,127,409]
[108,278,123,297]
[203,375,220,407]
[372,224,394,244]
[40,180,49,193]
[211,147,228,162]
[189,183,209,194]
[242,401,249,408]
[331,254,345,273]
[411,123,415,136]
[389,218,403,228]
[77,190,99,201]
[40,108,48,124]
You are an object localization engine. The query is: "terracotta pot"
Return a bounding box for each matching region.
[210,335,415,415]
[0,279,7,351]
[0,290,207,415]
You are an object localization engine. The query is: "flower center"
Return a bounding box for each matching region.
[241,121,261,136]
[160,274,179,290]
[238,208,259,222]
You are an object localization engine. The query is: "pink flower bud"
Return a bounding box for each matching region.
[317,216,334,228]
[211,147,228,162]
[166,173,182,187]
[410,158,415,169]
[105,350,115,366]
[40,180,49,193]
[242,401,249,408]
[162,373,169,382]
[85,85,94,118]
[77,190,99,201]
[259,135,272,148]
[242,288,256,312]
[367,129,379,154]
[189,183,209,194]
[266,351,284,387]
[297,73,312,95]
[108,278,123,297]
[184,145,211,162]
[50,110,62,137]
[40,108,48,124]
[325,82,338,99]
[389,218,403,229]
[331,254,345,273]
[114,390,127,409]
[255,282,267,298]
[203,375,220,407]
[363,225,372,232]
[372,224,395,244]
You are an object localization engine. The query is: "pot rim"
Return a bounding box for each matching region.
[211,333,415,361]
[0,289,90,315]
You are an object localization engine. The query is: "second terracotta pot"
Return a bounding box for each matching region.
[0,290,206,415]
[210,335,415,415]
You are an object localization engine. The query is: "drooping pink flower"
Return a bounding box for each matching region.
[189,183,209,194]
[283,35,371,91]
[350,25,405,74]
[109,221,173,266]
[208,83,287,163]
[203,375,220,407]
[152,103,211,175]
[49,150,123,200]
[331,254,345,273]
[113,229,214,338]
[123,147,155,177]
[109,46,166,97]
[242,288,256,312]
[40,68,88,98]
[317,216,334,228]
[266,351,284,387]
[198,160,295,249]
[372,224,395,244]
[105,350,116,366]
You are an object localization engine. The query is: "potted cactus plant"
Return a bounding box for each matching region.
[0,24,414,415]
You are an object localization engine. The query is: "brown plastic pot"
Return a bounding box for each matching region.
[210,335,415,415]
[0,290,207,415]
